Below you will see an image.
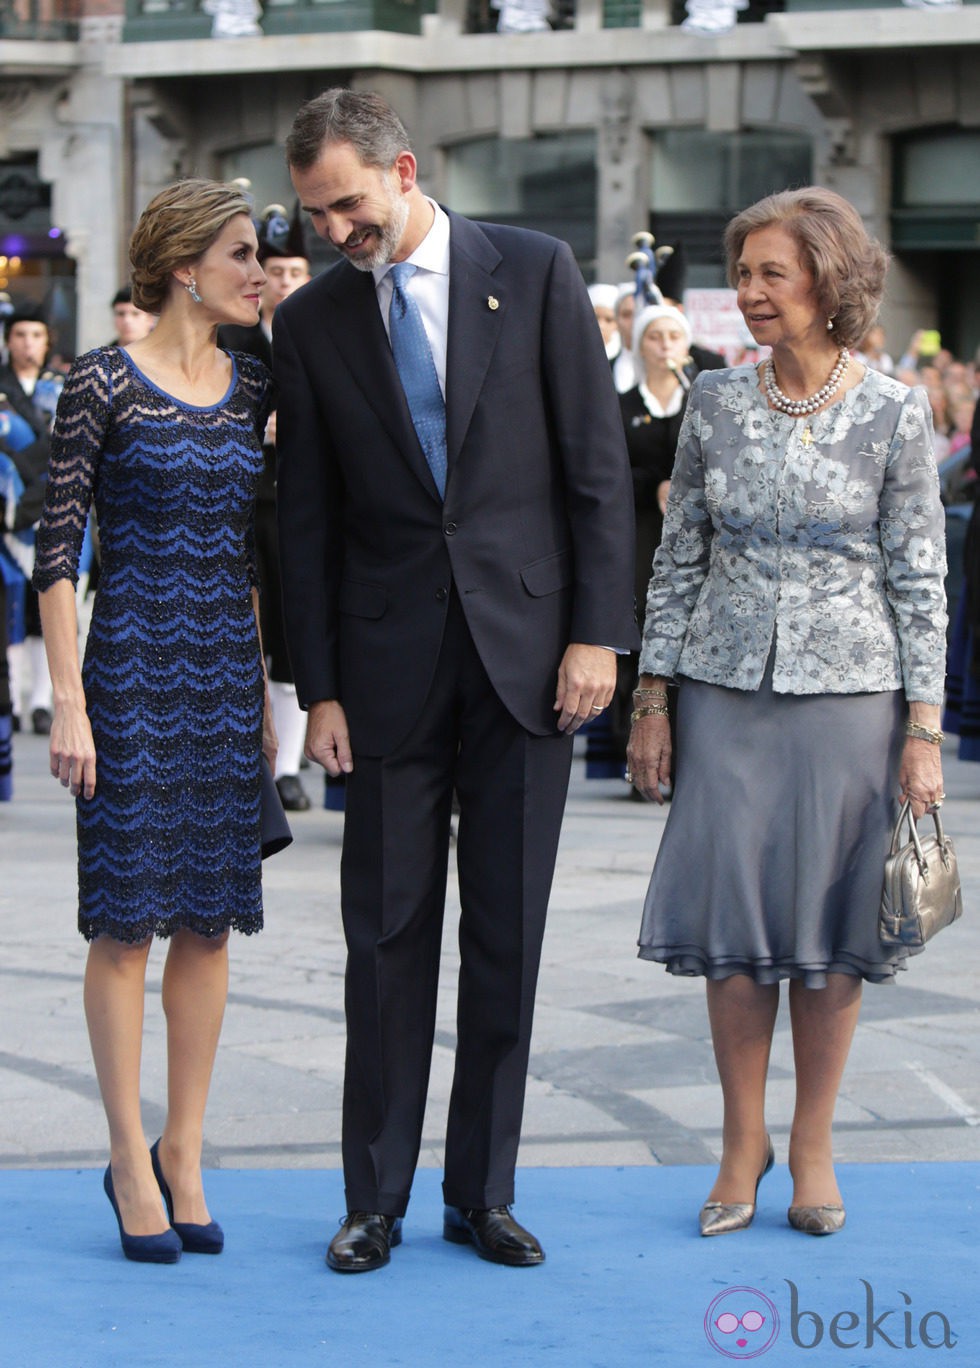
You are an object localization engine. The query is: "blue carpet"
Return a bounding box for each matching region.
[2,1164,977,1366]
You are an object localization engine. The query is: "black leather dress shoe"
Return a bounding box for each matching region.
[325,1212,402,1273]
[443,1205,545,1266]
[275,774,311,811]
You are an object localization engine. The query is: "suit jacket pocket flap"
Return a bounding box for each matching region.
[339,579,387,619]
[520,548,573,598]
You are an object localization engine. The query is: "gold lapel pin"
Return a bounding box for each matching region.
[487,296,499,311]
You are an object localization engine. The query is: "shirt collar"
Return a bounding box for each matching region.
[374,199,450,286]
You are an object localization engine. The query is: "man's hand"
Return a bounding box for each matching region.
[306,699,354,777]
[554,643,617,734]
[261,683,279,773]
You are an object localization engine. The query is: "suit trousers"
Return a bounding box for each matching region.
[339,589,573,1217]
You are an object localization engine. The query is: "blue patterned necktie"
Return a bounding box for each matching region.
[387,261,447,498]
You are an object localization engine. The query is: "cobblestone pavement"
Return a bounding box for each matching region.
[2,729,979,1173]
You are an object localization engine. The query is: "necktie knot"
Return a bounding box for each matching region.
[389,261,416,289]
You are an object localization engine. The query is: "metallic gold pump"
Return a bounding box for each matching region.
[699,1135,775,1237]
[787,1203,846,1236]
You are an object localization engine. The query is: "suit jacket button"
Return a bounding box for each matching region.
[435,587,448,602]
[444,522,457,536]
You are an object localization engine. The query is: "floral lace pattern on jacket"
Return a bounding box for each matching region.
[639,365,947,703]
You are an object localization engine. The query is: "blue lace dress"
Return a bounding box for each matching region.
[33,346,273,942]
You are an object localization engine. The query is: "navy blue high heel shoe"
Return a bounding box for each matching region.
[103,1165,182,1263]
[150,1140,224,1254]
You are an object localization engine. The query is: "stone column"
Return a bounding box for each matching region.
[39,17,126,355]
[595,70,643,286]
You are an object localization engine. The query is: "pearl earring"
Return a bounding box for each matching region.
[827,318,834,332]
[187,277,202,304]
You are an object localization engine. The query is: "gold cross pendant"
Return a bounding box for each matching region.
[799,425,814,448]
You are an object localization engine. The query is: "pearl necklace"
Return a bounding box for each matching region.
[764,348,850,417]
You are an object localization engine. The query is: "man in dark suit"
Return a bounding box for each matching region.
[274,89,637,1274]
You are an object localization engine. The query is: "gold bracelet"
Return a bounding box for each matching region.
[633,688,667,702]
[904,721,944,745]
[631,705,669,723]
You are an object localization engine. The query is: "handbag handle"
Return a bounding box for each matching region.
[889,799,952,875]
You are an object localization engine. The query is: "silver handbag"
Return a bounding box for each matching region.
[879,800,962,948]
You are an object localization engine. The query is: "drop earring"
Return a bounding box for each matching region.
[827,318,834,332]
[187,277,202,304]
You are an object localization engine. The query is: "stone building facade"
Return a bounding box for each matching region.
[1,0,978,358]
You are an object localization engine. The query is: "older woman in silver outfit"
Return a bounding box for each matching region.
[628,188,946,1237]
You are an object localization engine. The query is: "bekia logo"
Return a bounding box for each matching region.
[786,1281,956,1351]
[704,1282,957,1356]
[705,1287,779,1359]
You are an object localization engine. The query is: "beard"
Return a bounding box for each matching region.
[341,181,410,273]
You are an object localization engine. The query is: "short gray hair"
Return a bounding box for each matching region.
[285,89,411,173]
[723,187,889,350]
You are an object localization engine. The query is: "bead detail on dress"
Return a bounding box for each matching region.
[764,348,850,417]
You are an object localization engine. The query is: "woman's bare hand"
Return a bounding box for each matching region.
[49,703,97,800]
[626,714,672,804]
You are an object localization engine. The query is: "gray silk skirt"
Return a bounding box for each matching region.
[637,658,918,987]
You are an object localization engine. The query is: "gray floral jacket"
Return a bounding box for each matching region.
[639,365,947,704]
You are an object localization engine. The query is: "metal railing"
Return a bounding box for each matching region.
[465,0,784,31]
[117,0,792,39]
[122,0,429,40]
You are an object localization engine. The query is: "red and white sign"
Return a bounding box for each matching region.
[683,288,768,366]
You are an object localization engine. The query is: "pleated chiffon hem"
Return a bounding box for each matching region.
[637,658,916,988]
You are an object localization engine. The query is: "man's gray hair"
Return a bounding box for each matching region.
[286,89,412,172]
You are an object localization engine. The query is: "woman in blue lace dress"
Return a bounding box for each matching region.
[34,180,275,1263]
[628,189,946,1239]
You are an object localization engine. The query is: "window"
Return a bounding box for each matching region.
[647,130,812,286]
[894,129,980,209]
[650,129,812,213]
[446,134,597,269]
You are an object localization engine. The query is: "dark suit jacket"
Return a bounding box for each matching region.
[218,323,276,503]
[219,322,272,370]
[273,211,638,756]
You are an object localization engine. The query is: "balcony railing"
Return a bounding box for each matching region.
[0,0,80,38]
[465,0,784,31]
[123,0,433,40]
[785,0,974,8]
[119,0,971,41]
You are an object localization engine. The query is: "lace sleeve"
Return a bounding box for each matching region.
[32,350,112,592]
